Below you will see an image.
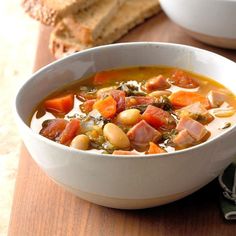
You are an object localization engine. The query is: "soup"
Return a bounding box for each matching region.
[30,66,236,155]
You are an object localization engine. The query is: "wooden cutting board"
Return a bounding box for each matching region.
[8,12,236,236]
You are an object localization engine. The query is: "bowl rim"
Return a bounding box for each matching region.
[15,42,236,159]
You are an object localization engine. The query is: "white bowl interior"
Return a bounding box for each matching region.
[16,43,236,126]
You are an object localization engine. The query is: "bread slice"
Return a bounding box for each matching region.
[21,0,98,26]
[50,0,161,58]
[63,0,125,45]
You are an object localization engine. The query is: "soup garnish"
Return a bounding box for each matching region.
[30,66,236,155]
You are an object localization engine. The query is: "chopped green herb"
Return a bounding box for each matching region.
[154,96,173,111]
[162,129,178,147]
[66,113,86,120]
[102,141,116,154]
[219,122,231,130]
[117,82,146,96]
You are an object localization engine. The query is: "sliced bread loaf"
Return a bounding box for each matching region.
[63,0,125,45]
[50,0,161,58]
[22,0,98,26]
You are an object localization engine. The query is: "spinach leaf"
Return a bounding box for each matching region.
[117,82,146,96]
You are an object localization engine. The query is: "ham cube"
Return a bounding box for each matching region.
[127,120,161,150]
[110,90,126,113]
[177,102,214,124]
[144,75,171,91]
[176,117,208,141]
[173,129,195,148]
[207,90,226,108]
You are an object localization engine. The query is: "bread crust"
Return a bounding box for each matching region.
[22,0,57,25]
[21,0,98,26]
[63,0,125,45]
[50,22,89,58]
[50,0,161,58]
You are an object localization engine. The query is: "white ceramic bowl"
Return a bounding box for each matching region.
[15,43,236,209]
[160,0,236,49]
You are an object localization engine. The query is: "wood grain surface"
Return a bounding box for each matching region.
[8,12,236,236]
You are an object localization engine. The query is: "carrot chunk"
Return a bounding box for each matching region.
[147,142,166,154]
[93,95,117,118]
[44,94,74,114]
[169,91,210,109]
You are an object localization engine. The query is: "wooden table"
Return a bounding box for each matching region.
[8,12,236,236]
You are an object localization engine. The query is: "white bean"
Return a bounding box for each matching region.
[117,109,141,125]
[103,123,130,149]
[70,134,90,150]
[148,90,172,98]
[213,108,235,117]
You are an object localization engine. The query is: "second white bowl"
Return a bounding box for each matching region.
[160,0,236,49]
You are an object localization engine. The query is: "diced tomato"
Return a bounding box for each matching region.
[39,119,68,141]
[147,142,166,154]
[142,105,176,130]
[80,99,96,113]
[44,94,74,114]
[59,119,80,145]
[169,91,210,109]
[93,95,117,118]
[93,70,121,85]
[170,70,199,88]
[125,96,155,108]
[110,90,126,113]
